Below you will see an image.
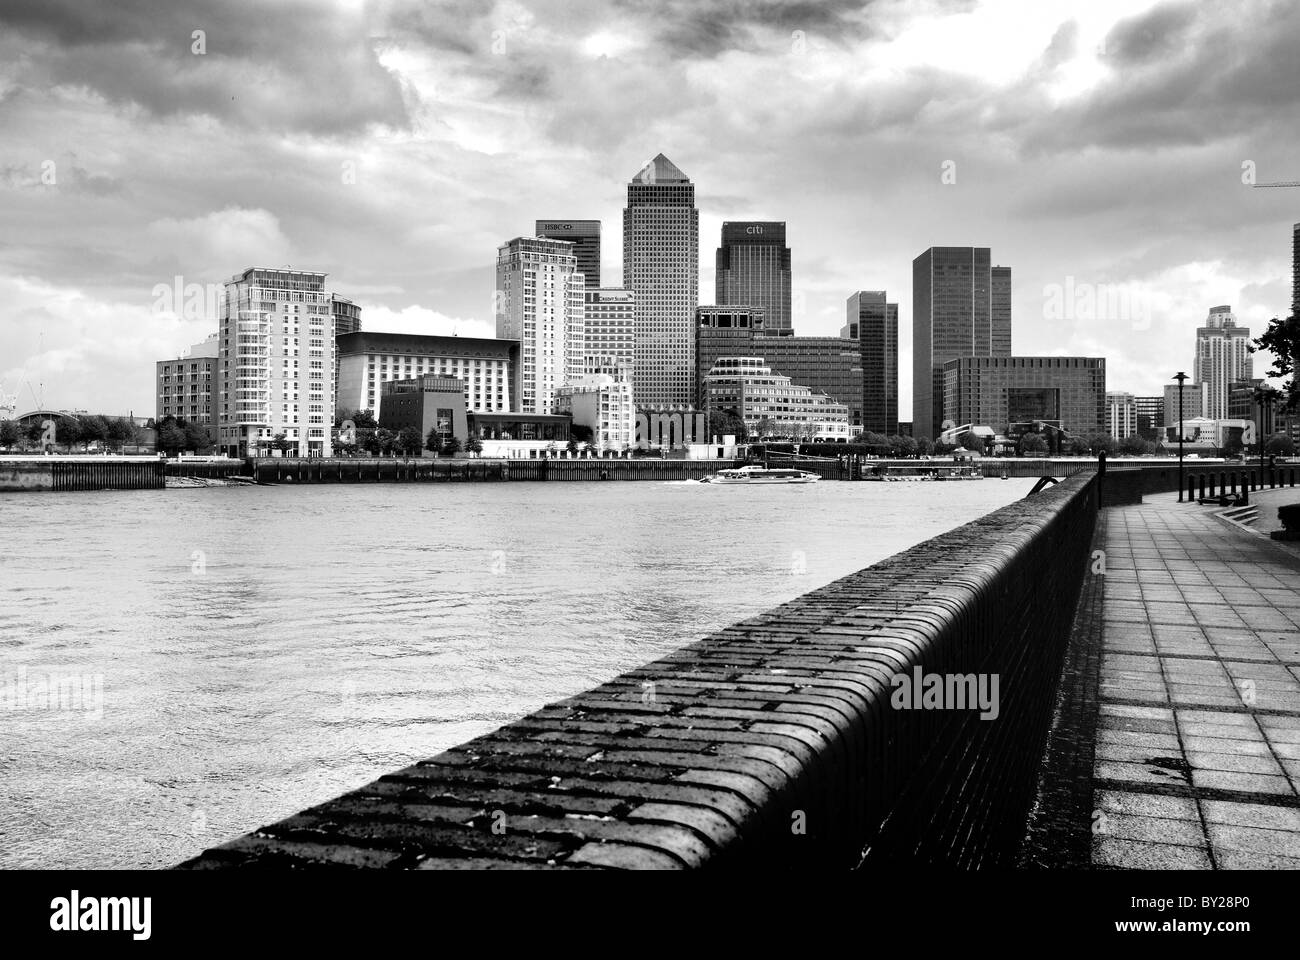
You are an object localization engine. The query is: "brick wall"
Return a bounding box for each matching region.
[179,473,1099,870]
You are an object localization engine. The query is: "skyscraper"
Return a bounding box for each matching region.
[1292,222,1299,320]
[495,237,585,415]
[716,222,792,334]
[534,220,600,289]
[331,294,361,336]
[1193,305,1251,420]
[218,267,335,458]
[912,247,1011,441]
[623,154,698,408]
[847,291,898,435]
[583,288,635,378]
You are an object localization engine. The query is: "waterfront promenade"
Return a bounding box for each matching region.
[1027,489,1300,869]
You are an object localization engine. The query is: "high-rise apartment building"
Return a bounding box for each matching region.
[1193,305,1251,420]
[912,247,1011,440]
[217,267,335,458]
[847,291,898,435]
[716,222,792,334]
[156,333,219,441]
[584,288,635,379]
[623,154,698,408]
[495,236,586,415]
[535,220,601,289]
[1106,391,1138,439]
[554,372,636,450]
[331,294,362,336]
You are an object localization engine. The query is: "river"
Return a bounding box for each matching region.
[0,477,1037,868]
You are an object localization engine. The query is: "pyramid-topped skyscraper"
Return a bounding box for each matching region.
[623,153,699,408]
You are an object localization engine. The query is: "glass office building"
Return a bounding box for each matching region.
[716,222,792,334]
[942,356,1105,437]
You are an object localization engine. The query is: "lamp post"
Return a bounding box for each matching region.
[1173,371,1187,501]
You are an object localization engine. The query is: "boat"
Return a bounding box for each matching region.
[701,465,820,484]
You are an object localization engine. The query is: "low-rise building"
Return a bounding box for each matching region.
[702,356,850,441]
[467,412,572,459]
[156,334,219,441]
[554,373,635,451]
[942,356,1106,438]
[378,375,468,455]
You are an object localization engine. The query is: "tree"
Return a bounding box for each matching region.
[707,408,747,442]
[183,422,211,454]
[338,408,378,430]
[1021,433,1049,455]
[1254,313,1300,412]
[1067,437,1090,456]
[442,435,462,456]
[887,434,917,458]
[156,421,187,456]
[1222,432,1244,458]
[1119,435,1152,456]
[25,419,46,449]
[375,428,396,456]
[914,437,933,456]
[1265,433,1295,456]
[362,429,381,456]
[1084,433,1118,456]
[0,420,20,450]
[566,438,579,455]
[59,418,83,453]
[81,414,110,451]
[755,417,774,439]
[465,435,483,457]
[396,426,423,457]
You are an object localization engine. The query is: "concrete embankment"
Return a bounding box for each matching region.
[180,472,1099,870]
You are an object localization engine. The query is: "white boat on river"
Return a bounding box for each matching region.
[700,465,820,484]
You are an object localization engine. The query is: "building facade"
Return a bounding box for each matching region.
[553,373,635,451]
[1106,391,1138,439]
[534,220,600,289]
[331,294,362,336]
[623,154,698,408]
[913,247,1012,441]
[336,332,518,421]
[377,375,468,454]
[156,334,219,441]
[217,267,335,458]
[1163,381,1207,426]
[1193,305,1251,420]
[847,291,898,435]
[942,356,1105,437]
[1134,395,1164,441]
[702,356,851,441]
[715,221,792,334]
[496,236,586,415]
[584,288,635,378]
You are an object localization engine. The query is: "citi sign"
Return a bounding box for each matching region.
[746,226,764,234]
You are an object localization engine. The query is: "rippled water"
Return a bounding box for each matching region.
[0,477,1036,868]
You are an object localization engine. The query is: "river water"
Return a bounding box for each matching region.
[0,477,1036,868]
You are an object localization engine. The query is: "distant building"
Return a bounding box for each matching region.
[336,331,518,421]
[554,372,635,451]
[496,236,586,415]
[624,154,698,408]
[942,356,1105,437]
[1134,395,1164,441]
[378,375,468,455]
[702,356,850,441]
[1293,221,1299,320]
[847,291,898,435]
[1106,391,1138,439]
[331,294,362,336]
[156,333,218,441]
[1163,417,1255,453]
[695,305,766,405]
[1193,305,1251,420]
[584,288,635,378]
[913,247,1011,441]
[1163,381,1207,425]
[217,267,334,458]
[534,220,600,289]
[467,411,572,459]
[715,222,792,334]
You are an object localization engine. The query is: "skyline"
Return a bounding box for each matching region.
[2,0,1299,420]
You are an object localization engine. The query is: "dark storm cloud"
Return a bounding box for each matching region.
[1016,1,1300,154]
[0,0,409,135]
[611,0,875,56]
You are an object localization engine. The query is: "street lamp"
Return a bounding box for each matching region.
[1173,371,1187,501]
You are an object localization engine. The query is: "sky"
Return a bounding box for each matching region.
[1,0,1298,420]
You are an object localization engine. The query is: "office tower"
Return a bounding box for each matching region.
[331,294,362,336]
[942,357,1106,437]
[1193,305,1251,420]
[847,291,898,435]
[156,333,219,442]
[623,153,698,408]
[912,248,1011,441]
[584,288,635,378]
[535,220,600,289]
[695,306,765,405]
[495,236,585,415]
[1134,396,1164,441]
[1106,391,1138,439]
[1163,381,1207,425]
[716,222,792,334]
[1293,222,1299,320]
[217,267,334,458]
[336,332,518,420]
[1228,379,1278,440]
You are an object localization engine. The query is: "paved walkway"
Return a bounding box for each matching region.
[1095,491,1300,869]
